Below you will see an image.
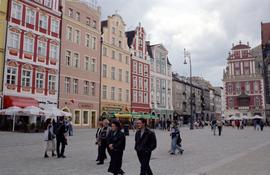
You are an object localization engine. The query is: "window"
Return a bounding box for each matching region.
[73,53,79,68]
[36,72,44,89]
[133,90,137,103]
[24,36,34,53]
[86,17,91,26]
[236,82,241,94]
[235,69,240,76]
[102,64,107,78]
[73,79,78,94]
[112,27,116,34]
[64,77,71,93]
[92,20,97,29]
[133,62,137,74]
[227,83,232,94]
[74,110,80,125]
[125,90,129,102]
[254,81,259,93]
[90,59,96,72]
[229,97,234,109]
[102,85,107,99]
[245,82,250,94]
[26,8,35,25]
[68,8,73,17]
[22,70,31,87]
[66,50,71,66]
[12,2,22,20]
[119,41,122,48]
[138,91,143,103]
[133,77,137,89]
[91,82,95,96]
[118,88,122,101]
[85,34,90,48]
[85,57,90,71]
[255,96,260,106]
[144,92,148,104]
[244,61,249,67]
[144,78,148,91]
[139,77,143,90]
[67,26,72,41]
[103,47,107,56]
[91,37,96,50]
[84,81,89,95]
[144,65,148,77]
[40,15,48,29]
[112,37,116,45]
[75,12,80,21]
[244,68,250,75]
[125,71,129,83]
[9,32,20,49]
[139,51,143,58]
[83,111,89,125]
[119,53,122,62]
[48,75,56,90]
[50,45,58,59]
[74,30,80,44]
[112,50,116,59]
[38,41,46,56]
[51,19,59,33]
[235,62,240,68]
[139,63,143,75]
[44,0,52,8]
[6,67,17,85]
[111,67,116,80]
[125,56,129,64]
[111,87,115,100]
[118,69,122,81]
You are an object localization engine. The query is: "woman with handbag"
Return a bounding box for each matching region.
[44,118,56,158]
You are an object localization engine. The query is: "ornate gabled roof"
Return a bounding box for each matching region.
[232,44,250,50]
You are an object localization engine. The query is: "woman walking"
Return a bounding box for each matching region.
[44,118,56,158]
[170,122,184,155]
[108,120,126,175]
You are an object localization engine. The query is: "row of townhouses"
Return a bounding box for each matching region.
[0,0,175,128]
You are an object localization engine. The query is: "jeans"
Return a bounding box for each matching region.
[171,136,183,154]
[213,126,217,135]
[137,151,153,175]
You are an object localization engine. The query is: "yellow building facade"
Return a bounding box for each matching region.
[101,14,131,117]
[0,0,8,107]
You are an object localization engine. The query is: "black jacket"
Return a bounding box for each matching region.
[107,130,126,152]
[135,128,157,152]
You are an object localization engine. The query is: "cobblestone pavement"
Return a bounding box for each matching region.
[0,126,270,175]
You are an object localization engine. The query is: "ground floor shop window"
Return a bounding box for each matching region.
[83,111,89,125]
[74,110,81,125]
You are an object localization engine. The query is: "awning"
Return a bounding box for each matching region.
[4,96,38,108]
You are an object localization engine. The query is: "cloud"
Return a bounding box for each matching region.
[98,0,270,86]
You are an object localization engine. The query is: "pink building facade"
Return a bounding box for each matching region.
[223,42,265,119]
[126,24,151,113]
[3,0,61,113]
[59,1,101,128]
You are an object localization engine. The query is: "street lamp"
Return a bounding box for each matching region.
[184,48,194,130]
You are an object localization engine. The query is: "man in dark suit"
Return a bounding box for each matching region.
[135,118,157,175]
[54,117,67,158]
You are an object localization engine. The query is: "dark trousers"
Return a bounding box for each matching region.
[137,151,153,175]
[56,137,65,157]
[99,142,107,162]
[218,126,222,136]
[108,151,123,175]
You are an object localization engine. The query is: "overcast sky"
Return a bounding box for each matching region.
[97,0,270,86]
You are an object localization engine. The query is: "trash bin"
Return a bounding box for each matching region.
[123,124,129,136]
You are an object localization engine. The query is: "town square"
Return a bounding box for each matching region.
[0,0,270,174]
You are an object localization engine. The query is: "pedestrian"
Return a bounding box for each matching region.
[166,119,171,131]
[235,120,240,130]
[107,120,126,175]
[54,116,67,158]
[67,118,73,136]
[256,120,260,131]
[211,119,217,136]
[135,118,157,175]
[169,122,184,155]
[97,119,111,165]
[217,119,223,136]
[260,120,264,131]
[44,118,56,158]
[95,121,103,162]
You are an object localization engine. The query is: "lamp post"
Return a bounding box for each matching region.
[184,48,194,130]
